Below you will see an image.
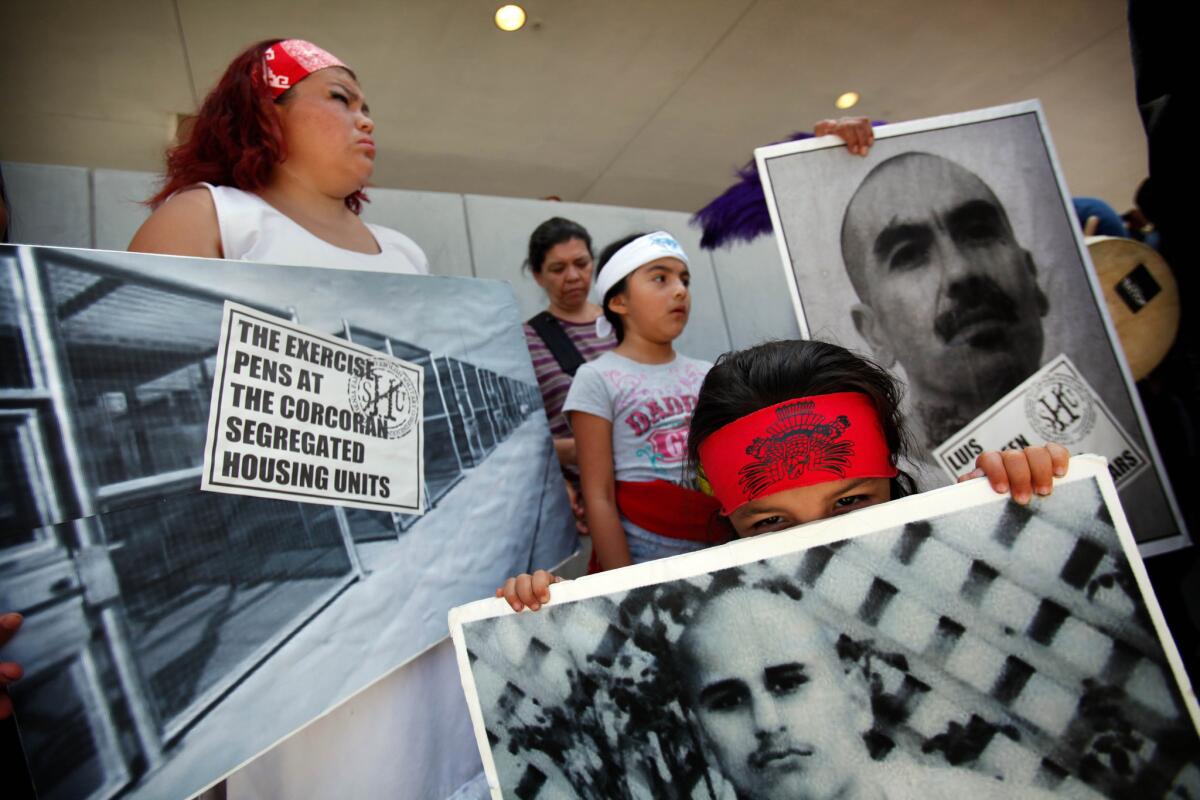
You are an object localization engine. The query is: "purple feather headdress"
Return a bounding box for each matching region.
[692,131,814,251]
[692,123,884,251]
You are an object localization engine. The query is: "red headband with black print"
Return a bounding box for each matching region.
[263,40,348,98]
[697,392,898,515]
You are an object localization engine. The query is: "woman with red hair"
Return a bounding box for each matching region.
[129,38,427,273]
[4,38,434,719]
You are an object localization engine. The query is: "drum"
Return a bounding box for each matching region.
[1085,235,1179,381]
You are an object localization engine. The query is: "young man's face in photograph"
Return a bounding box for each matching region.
[680,589,869,800]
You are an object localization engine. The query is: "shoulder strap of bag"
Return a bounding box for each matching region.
[527,311,587,377]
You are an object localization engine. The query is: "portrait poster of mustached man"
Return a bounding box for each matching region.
[755,101,1186,553]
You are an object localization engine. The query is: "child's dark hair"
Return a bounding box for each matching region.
[525,217,593,274]
[688,339,917,498]
[595,232,648,343]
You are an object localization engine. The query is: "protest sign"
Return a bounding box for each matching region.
[934,355,1149,488]
[202,302,424,513]
[754,100,1187,555]
[1,243,575,800]
[452,458,1199,799]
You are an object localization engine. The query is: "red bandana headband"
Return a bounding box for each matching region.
[698,391,898,515]
[263,40,349,98]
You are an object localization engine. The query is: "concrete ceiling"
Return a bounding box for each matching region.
[1,0,1147,213]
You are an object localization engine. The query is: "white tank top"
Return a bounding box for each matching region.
[202,183,429,274]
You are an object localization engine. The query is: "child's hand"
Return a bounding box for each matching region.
[813,116,874,156]
[958,444,1070,504]
[496,571,565,612]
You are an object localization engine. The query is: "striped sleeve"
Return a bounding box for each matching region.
[524,322,575,438]
[524,317,617,439]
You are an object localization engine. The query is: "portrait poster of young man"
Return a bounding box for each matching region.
[754,101,1186,556]
[451,458,1200,800]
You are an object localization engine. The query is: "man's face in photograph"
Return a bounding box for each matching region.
[680,589,868,800]
[841,153,1048,405]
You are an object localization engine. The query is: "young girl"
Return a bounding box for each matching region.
[499,339,1069,609]
[563,231,721,572]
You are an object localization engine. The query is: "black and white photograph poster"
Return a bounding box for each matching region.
[450,457,1200,800]
[0,243,577,800]
[754,100,1187,556]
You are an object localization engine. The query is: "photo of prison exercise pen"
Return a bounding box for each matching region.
[0,245,543,800]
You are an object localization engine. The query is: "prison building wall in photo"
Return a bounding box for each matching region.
[462,478,1199,799]
[0,245,540,800]
[337,321,540,538]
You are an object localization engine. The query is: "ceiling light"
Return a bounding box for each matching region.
[835,91,860,110]
[495,5,527,31]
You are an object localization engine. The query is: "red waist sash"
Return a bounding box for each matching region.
[589,479,722,573]
[616,480,722,543]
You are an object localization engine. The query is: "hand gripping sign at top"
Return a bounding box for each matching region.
[753,100,1188,556]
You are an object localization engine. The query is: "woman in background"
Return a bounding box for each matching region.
[524,217,617,530]
[524,217,617,466]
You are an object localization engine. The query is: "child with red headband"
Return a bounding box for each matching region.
[498,339,1069,609]
[562,231,722,573]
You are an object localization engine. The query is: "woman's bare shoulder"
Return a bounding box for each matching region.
[127,186,222,258]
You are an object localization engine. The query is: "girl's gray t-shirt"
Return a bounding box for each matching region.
[563,350,712,487]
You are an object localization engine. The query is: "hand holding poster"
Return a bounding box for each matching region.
[450,458,1200,799]
[202,302,424,513]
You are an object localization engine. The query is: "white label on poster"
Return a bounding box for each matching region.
[201,301,424,513]
[934,354,1148,488]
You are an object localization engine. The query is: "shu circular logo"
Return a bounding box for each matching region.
[349,358,419,440]
[1024,373,1096,444]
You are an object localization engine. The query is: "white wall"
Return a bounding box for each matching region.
[3,161,802,362]
[2,162,92,248]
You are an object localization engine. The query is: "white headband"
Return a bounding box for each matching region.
[594,232,689,338]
